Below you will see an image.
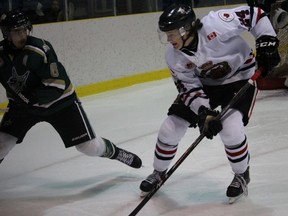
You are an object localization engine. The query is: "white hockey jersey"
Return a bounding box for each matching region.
[165,6,277,114]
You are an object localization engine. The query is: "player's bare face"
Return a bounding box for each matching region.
[9,27,28,49]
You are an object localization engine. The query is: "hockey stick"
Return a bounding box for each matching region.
[128,68,263,216]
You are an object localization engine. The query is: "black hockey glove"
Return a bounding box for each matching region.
[198,106,223,140]
[256,35,280,77]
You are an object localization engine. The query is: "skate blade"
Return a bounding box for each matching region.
[228,194,244,204]
[140,191,149,197]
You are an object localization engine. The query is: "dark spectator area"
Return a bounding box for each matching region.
[0,0,247,24]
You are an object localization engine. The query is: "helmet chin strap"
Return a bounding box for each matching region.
[179,19,202,52]
[179,30,191,49]
[180,31,198,54]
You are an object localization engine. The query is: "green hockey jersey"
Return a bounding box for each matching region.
[0,36,77,116]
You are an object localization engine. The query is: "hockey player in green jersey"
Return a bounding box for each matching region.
[0,10,142,169]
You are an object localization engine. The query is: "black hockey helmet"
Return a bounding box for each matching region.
[158,3,196,32]
[0,10,32,39]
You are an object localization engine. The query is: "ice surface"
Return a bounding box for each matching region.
[1,79,288,216]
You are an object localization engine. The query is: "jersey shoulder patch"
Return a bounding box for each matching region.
[218,11,235,22]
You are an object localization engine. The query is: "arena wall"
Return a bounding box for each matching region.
[0,4,253,107]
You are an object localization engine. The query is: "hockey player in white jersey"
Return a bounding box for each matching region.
[139,3,280,203]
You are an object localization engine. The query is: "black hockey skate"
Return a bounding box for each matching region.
[113,148,142,168]
[0,158,3,164]
[226,166,250,204]
[102,138,142,169]
[140,169,166,197]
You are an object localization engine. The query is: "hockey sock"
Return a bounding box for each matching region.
[101,137,117,159]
